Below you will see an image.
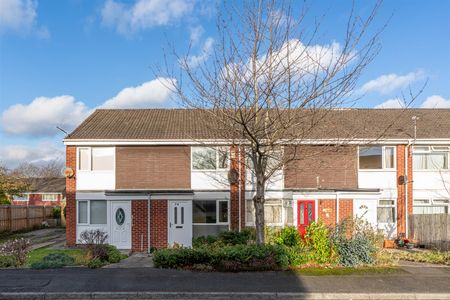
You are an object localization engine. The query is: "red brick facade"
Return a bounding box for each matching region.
[230,146,245,231]
[150,200,168,249]
[66,146,77,246]
[131,200,148,252]
[339,199,353,223]
[12,194,63,206]
[397,145,413,237]
[318,199,336,227]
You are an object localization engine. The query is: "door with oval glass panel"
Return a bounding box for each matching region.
[110,201,131,249]
[168,201,192,247]
[297,200,315,237]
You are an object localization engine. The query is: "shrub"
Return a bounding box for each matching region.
[52,207,61,219]
[88,258,105,269]
[31,252,75,269]
[302,222,334,264]
[0,255,17,268]
[79,229,109,261]
[275,226,301,247]
[0,238,32,266]
[154,244,289,271]
[218,230,251,245]
[192,235,219,248]
[105,245,126,263]
[334,233,375,267]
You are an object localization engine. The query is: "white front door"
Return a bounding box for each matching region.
[110,201,131,249]
[168,201,192,247]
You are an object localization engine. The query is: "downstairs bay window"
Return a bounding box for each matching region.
[193,200,229,237]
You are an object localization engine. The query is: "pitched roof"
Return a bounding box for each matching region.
[26,178,66,195]
[65,108,450,141]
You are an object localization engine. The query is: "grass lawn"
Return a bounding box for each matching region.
[0,231,25,244]
[292,266,404,276]
[26,248,89,267]
[388,250,450,266]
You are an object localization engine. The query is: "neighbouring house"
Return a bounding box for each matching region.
[11,177,66,206]
[64,109,450,251]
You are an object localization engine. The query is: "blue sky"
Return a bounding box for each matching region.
[0,0,449,167]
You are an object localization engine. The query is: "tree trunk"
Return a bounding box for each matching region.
[253,174,266,244]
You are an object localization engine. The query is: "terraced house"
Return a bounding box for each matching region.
[64,108,450,252]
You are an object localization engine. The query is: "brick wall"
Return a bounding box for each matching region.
[66,146,77,246]
[396,145,406,236]
[116,146,190,190]
[285,145,358,189]
[132,200,148,252]
[339,199,353,222]
[230,146,245,231]
[317,199,336,227]
[150,200,168,249]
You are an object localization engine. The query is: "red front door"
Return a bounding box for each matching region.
[297,200,315,236]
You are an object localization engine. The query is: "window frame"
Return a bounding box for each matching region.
[192,199,230,225]
[77,147,115,172]
[77,200,107,225]
[191,146,230,171]
[42,194,59,202]
[377,198,396,224]
[14,194,29,201]
[358,146,396,171]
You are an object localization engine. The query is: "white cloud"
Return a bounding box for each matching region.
[374,98,405,109]
[0,142,64,168]
[420,95,450,108]
[1,96,91,137]
[101,0,195,35]
[0,0,49,38]
[101,78,175,108]
[357,70,424,95]
[1,78,175,138]
[186,37,214,68]
[189,24,204,45]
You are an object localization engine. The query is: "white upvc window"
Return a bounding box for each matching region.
[78,147,114,171]
[77,200,107,225]
[14,194,29,201]
[191,147,229,171]
[413,198,449,214]
[42,194,58,201]
[413,146,450,170]
[377,199,396,223]
[193,200,229,225]
[358,146,396,170]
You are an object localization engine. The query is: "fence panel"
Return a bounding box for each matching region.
[0,205,58,232]
[409,214,450,251]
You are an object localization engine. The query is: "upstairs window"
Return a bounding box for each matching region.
[192,147,229,171]
[78,147,114,171]
[14,194,29,201]
[359,146,395,170]
[413,146,449,170]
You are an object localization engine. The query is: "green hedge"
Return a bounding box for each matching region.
[153,244,289,271]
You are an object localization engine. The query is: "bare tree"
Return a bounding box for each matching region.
[12,160,64,178]
[160,0,392,244]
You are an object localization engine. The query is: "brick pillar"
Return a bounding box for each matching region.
[150,200,168,249]
[406,145,413,237]
[397,145,406,237]
[230,145,246,231]
[65,146,77,246]
[132,200,148,252]
[339,199,353,222]
[317,199,336,227]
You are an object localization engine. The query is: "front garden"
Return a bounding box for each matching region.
[0,229,127,269]
[153,217,447,272]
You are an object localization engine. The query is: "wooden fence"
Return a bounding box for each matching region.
[0,205,56,232]
[409,214,450,251]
